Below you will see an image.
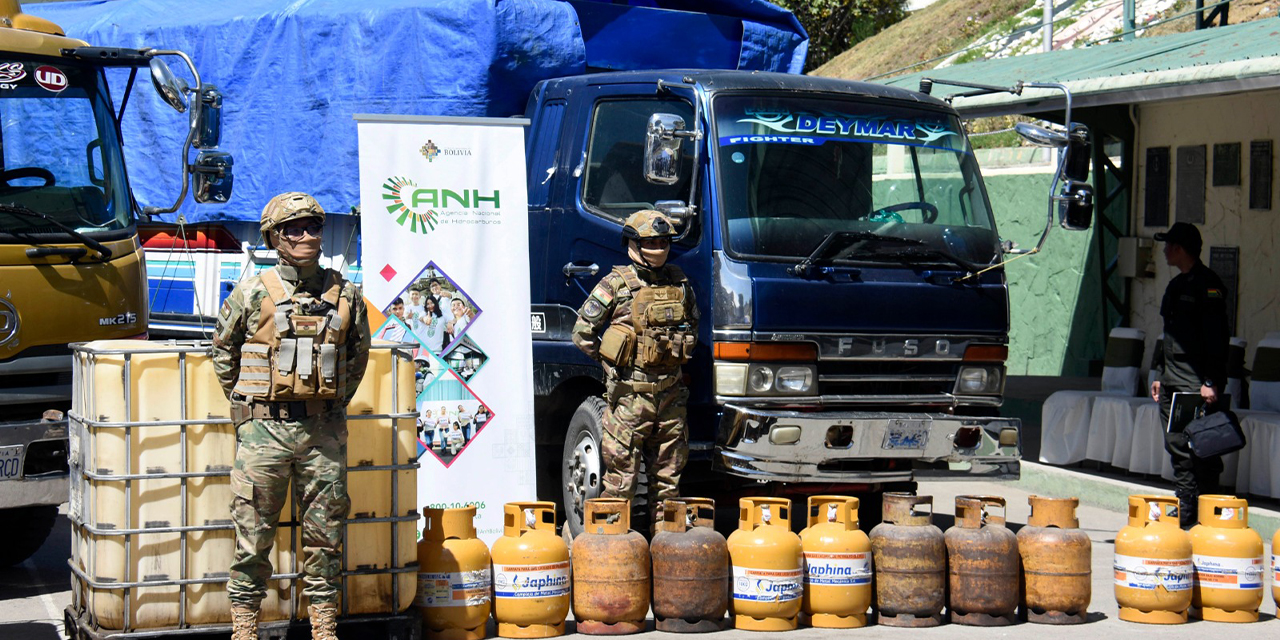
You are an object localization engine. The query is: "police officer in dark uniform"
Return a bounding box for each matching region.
[1149,222,1229,529]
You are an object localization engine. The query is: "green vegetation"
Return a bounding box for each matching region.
[773,0,910,72]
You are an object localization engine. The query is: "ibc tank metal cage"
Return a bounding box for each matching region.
[63,340,421,639]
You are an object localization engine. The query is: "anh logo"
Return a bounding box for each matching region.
[0,62,26,85]
[383,176,439,235]
[420,140,440,162]
[35,66,67,92]
[382,175,501,235]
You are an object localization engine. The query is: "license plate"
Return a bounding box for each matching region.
[883,422,929,450]
[0,445,23,480]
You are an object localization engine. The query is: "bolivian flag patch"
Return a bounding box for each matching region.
[1207,288,1223,298]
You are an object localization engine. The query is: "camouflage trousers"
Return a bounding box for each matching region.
[228,410,350,608]
[601,381,689,525]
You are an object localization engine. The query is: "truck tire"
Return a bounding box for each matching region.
[561,397,607,539]
[0,505,58,567]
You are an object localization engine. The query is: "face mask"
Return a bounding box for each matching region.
[628,241,669,268]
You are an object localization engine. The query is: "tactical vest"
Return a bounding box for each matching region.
[233,268,352,400]
[600,266,695,370]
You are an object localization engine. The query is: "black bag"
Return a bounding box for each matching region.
[1185,408,1246,458]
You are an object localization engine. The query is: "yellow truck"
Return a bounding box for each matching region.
[0,0,231,566]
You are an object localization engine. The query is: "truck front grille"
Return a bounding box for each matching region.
[817,360,959,397]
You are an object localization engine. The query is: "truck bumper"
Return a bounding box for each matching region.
[714,404,1020,484]
[0,418,70,509]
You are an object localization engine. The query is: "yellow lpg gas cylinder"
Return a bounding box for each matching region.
[1114,495,1192,624]
[799,496,870,628]
[418,507,492,640]
[491,502,570,638]
[1274,527,1280,608]
[727,497,803,631]
[1189,495,1264,622]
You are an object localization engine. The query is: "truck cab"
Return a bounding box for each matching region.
[0,0,231,566]
[527,70,1030,534]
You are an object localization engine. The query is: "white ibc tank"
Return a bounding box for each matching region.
[69,340,418,631]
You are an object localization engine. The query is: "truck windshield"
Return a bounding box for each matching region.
[713,94,999,267]
[0,58,129,240]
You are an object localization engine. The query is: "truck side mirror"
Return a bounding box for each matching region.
[192,150,233,203]
[195,84,223,149]
[1058,125,1093,230]
[645,113,686,185]
[149,57,189,113]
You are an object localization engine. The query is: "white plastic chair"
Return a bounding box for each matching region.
[1041,328,1146,464]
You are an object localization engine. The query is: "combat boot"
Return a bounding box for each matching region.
[308,603,339,640]
[230,605,258,640]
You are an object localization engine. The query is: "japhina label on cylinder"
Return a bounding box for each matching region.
[1274,554,1279,583]
[732,565,803,602]
[492,561,570,599]
[1193,554,1265,590]
[1114,554,1193,591]
[803,551,872,586]
[416,569,493,607]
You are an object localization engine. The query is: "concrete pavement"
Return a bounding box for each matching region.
[2,467,1277,639]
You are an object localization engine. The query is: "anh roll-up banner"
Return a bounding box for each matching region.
[355,114,534,544]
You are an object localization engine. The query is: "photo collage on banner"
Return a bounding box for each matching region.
[357,114,533,542]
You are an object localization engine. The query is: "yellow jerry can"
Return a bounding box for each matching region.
[1189,495,1264,623]
[726,497,803,631]
[1114,495,1192,624]
[417,506,492,639]
[798,495,870,628]
[490,502,570,638]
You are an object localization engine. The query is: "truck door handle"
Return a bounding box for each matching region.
[563,262,599,278]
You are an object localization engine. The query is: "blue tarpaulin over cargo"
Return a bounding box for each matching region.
[27,0,807,223]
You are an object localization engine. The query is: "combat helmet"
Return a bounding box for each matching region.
[621,209,676,244]
[260,192,325,245]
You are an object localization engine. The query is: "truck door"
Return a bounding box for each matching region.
[548,90,696,308]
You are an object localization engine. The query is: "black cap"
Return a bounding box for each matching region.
[1154,222,1202,255]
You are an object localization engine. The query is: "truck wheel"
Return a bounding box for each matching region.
[561,397,606,539]
[0,505,58,567]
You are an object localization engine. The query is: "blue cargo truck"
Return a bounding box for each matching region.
[523,70,1094,535]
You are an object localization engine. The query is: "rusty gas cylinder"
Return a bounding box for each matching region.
[945,495,1019,626]
[1114,494,1192,624]
[571,498,651,634]
[651,498,729,632]
[1189,495,1264,622]
[868,492,946,627]
[1017,496,1091,624]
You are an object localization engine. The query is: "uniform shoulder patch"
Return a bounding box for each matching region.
[1206,288,1223,299]
[591,281,616,305]
[582,298,606,319]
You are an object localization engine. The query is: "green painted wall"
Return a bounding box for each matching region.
[984,171,1104,376]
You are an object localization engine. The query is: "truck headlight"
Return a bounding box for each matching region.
[956,365,1003,394]
[748,366,775,393]
[715,363,748,396]
[775,366,814,393]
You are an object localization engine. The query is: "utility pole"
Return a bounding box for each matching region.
[1042,0,1054,51]
[1124,0,1136,41]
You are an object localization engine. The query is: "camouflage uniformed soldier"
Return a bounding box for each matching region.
[212,192,370,640]
[572,210,698,532]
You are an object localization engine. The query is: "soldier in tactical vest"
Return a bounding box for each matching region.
[572,210,699,532]
[212,192,370,640]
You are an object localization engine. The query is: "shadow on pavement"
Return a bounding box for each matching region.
[0,622,62,640]
[0,512,71,601]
